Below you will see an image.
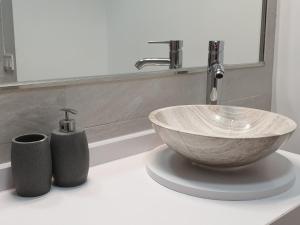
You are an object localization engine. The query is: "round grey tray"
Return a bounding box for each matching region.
[146,145,296,201]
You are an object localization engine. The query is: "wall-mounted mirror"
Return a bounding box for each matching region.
[0,0,265,83]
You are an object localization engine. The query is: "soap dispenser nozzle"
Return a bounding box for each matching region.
[59,108,78,133]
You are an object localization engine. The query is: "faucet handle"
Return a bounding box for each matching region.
[148,40,183,50]
[148,41,170,44]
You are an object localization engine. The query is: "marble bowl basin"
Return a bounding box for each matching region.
[149,105,297,168]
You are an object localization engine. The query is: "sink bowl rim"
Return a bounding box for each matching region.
[149,105,297,139]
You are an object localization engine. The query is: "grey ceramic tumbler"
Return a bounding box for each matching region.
[11,134,52,197]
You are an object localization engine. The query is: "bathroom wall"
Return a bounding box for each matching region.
[0,0,276,163]
[272,0,300,154]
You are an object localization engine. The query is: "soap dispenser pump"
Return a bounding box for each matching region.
[50,108,89,187]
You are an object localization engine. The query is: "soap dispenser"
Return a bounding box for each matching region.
[50,108,89,187]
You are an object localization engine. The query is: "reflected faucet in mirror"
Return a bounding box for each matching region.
[135,40,183,70]
[206,41,224,105]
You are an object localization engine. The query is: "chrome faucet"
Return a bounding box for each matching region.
[206,41,224,105]
[135,40,183,70]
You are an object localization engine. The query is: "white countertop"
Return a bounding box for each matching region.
[1,149,300,225]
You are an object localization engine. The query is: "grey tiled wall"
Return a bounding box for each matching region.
[0,74,199,162]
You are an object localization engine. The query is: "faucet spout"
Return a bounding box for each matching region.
[212,64,224,79]
[135,58,171,70]
[206,41,225,105]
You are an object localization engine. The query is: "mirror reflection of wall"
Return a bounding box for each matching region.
[9,0,262,82]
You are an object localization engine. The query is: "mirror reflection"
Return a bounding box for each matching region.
[0,0,263,82]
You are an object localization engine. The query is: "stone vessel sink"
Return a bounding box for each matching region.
[149,105,297,168]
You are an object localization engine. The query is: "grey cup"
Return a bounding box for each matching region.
[11,134,52,197]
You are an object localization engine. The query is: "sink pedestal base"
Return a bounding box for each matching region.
[146,145,296,201]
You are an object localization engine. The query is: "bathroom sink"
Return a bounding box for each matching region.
[149,105,297,169]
